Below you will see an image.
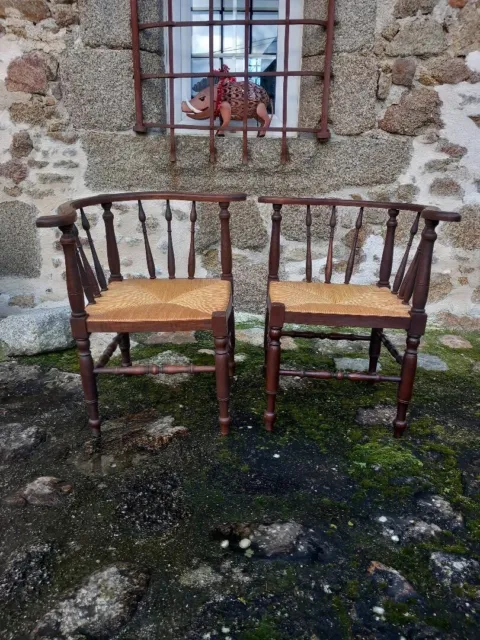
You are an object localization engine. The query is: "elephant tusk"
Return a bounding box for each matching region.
[185,100,203,114]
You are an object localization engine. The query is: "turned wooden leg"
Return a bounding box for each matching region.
[228,309,236,378]
[76,336,101,437]
[213,313,231,436]
[369,328,383,375]
[394,333,420,438]
[118,333,132,368]
[263,307,270,366]
[264,325,282,432]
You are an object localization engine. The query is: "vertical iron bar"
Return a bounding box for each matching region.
[281,0,291,164]
[319,0,335,141]
[209,0,216,163]
[167,0,176,161]
[243,0,251,164]
[130,0,146,133]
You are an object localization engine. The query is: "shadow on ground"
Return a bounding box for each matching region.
[1,325,480,639]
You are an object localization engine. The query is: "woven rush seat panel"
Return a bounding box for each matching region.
[86,279,231,327]
[269,282,411,318]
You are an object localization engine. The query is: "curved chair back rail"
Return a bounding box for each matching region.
[259,196,461,437]
[36,191,247,309]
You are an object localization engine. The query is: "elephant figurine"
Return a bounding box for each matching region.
[181,77,272,138]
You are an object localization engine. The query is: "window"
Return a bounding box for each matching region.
[181,1,283,128]
[131,0,336,163]
[171,0,303,137]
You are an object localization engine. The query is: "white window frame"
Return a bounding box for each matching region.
[166,0,304,137]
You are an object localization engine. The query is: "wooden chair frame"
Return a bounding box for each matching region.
[36,191,247,437]
[259,197,461,437]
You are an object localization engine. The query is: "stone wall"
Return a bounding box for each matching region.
[0,0,479,327]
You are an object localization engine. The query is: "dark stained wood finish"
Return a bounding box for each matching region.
[368,328,382,375]
[95,364,216,375]
[73,224,100,299]
[188,201,197,279]
[94,334,121,369]
[260,196,461,436]
[219,202,233,285]
[59,224,86,323]
[325,206,336,284]
[119,333,132,368]
[392,212,420,294]
[76,336,101,436]
[80,208,108,292]
[282,330,371,341]
[305,205,312,283]
[394,334,419,438]
[411,219,439,316]
[280,369,401,384]
[165,200,176,279]
[381,332,404,366]
[102,203,123,283]
[36,192,246,437]
[212,312,231,436]
[138,200,156,279]
[264,303,284,432]
[378,208,399,288]
[399,244,421,304]
[345,207,364,285]
[75,248,96,305]
[268,204,282,283]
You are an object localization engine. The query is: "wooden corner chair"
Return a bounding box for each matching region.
[36,191,247,436]
[259,197,461,437]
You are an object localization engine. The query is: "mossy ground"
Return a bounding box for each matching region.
[1,325,480,639]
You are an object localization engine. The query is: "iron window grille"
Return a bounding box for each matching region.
[131,0,336,163]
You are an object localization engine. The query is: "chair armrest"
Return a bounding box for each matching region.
[36,204,77,228]
[422,207,461,223]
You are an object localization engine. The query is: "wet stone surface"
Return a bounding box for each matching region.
[0,543,57,605]
[30,564,149,640]
[212,521,334,561]
[114,472,188,537]
[0,422,45,461]
[5,476,73,507]
[0,328,479,639]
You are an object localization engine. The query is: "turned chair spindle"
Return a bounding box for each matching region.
[392,212,421,295]
[138,200,157,279]
[80,208,107,292]
[378,208,400,288]
[165,199,176,279]
[325,205,337,284]
[345,207,364,285]
[102,203,122,283]
[188,201,197,279]
[398,244,421,304]
[72,225,97,304]
[306,205,312,283]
